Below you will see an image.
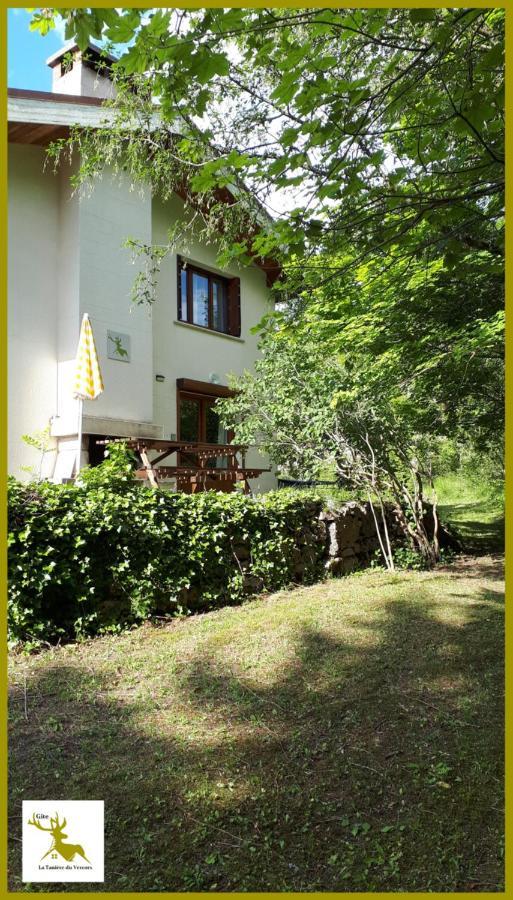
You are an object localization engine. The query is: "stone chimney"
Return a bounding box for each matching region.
[46,42,117,99]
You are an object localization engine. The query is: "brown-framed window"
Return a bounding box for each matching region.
[177,256,241,337]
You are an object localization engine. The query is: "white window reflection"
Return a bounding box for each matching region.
[192,273,209,327]
[212,280,228,332]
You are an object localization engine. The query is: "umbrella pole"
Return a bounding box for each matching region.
[76,397,83,477]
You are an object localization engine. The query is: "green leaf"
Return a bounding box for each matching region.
[409,9,436,24]
[270,72,298,104]
[281,127,299,148]
[193,52,230,85]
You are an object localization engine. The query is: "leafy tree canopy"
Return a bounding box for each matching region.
[32,6,504,272]
[30,7,504,453]
[281,244,504,454]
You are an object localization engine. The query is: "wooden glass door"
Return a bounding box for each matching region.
[179,395,201,444]
[178,391,231,472]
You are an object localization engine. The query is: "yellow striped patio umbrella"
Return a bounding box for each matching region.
[73,313,104,400]
[73,314,104,474]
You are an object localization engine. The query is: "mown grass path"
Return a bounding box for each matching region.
[437,474,504,555]
[9,553,504,892]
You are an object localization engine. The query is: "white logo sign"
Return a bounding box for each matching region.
[22,801,104,883]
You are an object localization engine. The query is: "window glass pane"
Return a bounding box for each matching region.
[192,272,209,327]
[205,403,228,444]
[212,280,228,332]
[180,398,200,442]
[206,402,229,468]
[180,269,188,320]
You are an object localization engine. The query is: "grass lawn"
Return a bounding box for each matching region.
[9,551,504,891]
[436,474,504,555]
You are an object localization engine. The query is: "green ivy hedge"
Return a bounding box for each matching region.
[8,448,324,647]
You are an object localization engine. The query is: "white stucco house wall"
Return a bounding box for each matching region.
[8,44,278,492]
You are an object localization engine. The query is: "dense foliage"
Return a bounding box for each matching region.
[8,450,325,647]
[218,330,444,567]
[267,245,504,461]
[33,7,504,267]
[32,6,504,459]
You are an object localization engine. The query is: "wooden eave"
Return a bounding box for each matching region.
[8,121,70,145]
[176,377,235,399]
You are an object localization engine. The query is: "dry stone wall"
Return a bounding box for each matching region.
[179,498,455,607]
[268,500,451,583]
[314,501,405,577]
[229,500,408,591]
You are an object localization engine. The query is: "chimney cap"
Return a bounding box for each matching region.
[46,41,118,70]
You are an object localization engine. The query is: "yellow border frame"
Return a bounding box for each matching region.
[1,2,508,898]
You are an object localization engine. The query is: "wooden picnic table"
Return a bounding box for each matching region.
[95,437,269,492]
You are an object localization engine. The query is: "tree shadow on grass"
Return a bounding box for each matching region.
[439,502,504,555]
[438,556,504,583]
[9,581,504,892]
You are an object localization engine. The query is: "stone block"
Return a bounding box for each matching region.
[325,557,344,576]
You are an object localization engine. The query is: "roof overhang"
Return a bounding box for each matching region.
[8,88,115,145]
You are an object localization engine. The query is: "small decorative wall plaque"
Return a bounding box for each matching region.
[107,331,131,362]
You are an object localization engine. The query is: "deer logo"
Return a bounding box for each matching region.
[108,334,128,359]
[28,812,91,864]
